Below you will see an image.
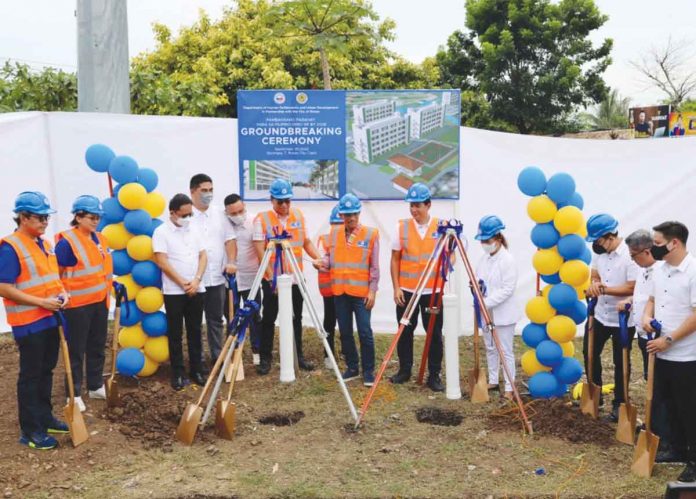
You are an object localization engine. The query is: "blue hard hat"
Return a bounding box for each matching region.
[338,193,361,214]
[586,213,618,242]
[475,215,505,241]
[404,182,431,203]
[13,191,56,215]
[269,179,293,200]
[329,204,343,224]
[72,195,104,215]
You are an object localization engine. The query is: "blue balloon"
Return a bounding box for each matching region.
[536,340,563,367]
[85,144,115,173]
[97,218,108,232]
[142,312,167,337]
[546,173,576,205]
[132,261,162,287]
[553,357,583,385]
[102,197,127,223]
[557,234,586,260]
[120,301,142,326]
[548,283,577,313]
[540,272,561,285]
[529,372,559,399]
[116,348,145,376]
[522,323,549,348]
[569,300,588,325]
[109,156,139,184]
[517,166,547,196]
[113,184,123,197]
[123,209,152,236]
[554,382,569,398]
[112,249,136,276]
[145,218,163,237]
[137,168,159,193]
[568,192,584,209]
[531,223,560,249]
[579,245,592,265]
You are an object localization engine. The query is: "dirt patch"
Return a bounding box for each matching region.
[258,410,304,426]
[415,406,463,426]
[487,397,616,445]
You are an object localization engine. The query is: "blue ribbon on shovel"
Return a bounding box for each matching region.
[269,228,292,292]
[618,303,632,348]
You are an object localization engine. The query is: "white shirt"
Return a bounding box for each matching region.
[191,205,235,288]
[225,215,259,292]
[651,253,696,362]
[152,220,206,295]
[633,262,659,338]
[592,241,640,327]
[475,247,520,326]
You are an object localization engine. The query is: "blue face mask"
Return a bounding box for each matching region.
[200,193,214,206]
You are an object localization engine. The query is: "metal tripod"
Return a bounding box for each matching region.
[355,220,533,434]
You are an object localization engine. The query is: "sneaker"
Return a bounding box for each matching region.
[342,369,359,381]
[256,359,271,376]
[298,357,315,371]
[427,374,445,392]
[602,404,619,423]
[67,396,86,413]
[324,357,333,370]
[363,372,375,387]
[677,462,696,483]
[46,417,69,434]
[88,385,106,400]
[389,370,411,384]
[252,353,261,366]
[19,432,58,450]
[656,448,687,464]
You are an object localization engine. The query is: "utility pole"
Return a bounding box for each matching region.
[76,0,130,113]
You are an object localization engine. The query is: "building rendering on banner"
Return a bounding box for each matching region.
[407,103,445,140]
[353,100,397,127]
[441,91,461,114]
[244,160,292,191]
[311,160,340,198]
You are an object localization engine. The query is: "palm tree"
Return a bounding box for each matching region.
[582,89,631,130]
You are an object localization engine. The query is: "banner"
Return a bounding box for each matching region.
[668,111,696,137]
[237,89,461,200]
[629,105,670,138]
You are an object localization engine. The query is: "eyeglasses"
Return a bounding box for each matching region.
[629,249,648,260]
[82,214,101,222]
[29,214,50,223]
[273,198,291,205]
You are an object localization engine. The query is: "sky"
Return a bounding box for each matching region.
[1,0,695,108]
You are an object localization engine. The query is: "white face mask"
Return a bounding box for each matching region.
[227,213,246,226]
[200,192,214,206]
[176,217,191,229]
[481,242,498,255]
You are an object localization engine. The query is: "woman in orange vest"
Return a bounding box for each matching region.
[317,204,343,369]
[55,195,113,412]
[0,192,70,450]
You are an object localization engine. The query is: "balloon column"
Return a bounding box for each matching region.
[85,144,168,377]
[517,167,588,398]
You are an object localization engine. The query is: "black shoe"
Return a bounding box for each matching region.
[656,448,687,464]
[678,462,696,483]
[171,375,188,391]
[603,404,619,423]
[427,374,445,392]
[298,357,315,371]
[190,372,207,386]
[389,371,411,384]
[256,359,271,376]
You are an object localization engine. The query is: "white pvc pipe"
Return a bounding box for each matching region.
[443,293,462,400]
[278,274,296,383]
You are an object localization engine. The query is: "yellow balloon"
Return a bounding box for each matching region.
[521,349,552,376]
[554,206,585,236]
[136,286,164,314]
[144,336,169,363]
[560,340,575,357]
[547,315,577,343]
[574,285,586,300]
[137,354,159,377]
[118,182,148,210]
[127,235,154,261]
[142,192,165,218]
[578,223,588,239]
[541,284,553,298]
[533,248,564,275]
[102,222,132,250]
[559,259,590,287]
[118,324,148,349]
[527,195,557,224]
[114,274,142,300]
[525,296,557,323]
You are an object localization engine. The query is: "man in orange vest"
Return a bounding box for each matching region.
[389,183,445,392]
[322,193,380,386]
[252,179,322,375]
[317,204,343,369]
[0,192,70,450]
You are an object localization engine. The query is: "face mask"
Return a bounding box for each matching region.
[176,217,191,229]
[227,213,246,226]
[481,242,497,255]
[200,193,214,206]
[592,241,607,255]
[650,243,671,261]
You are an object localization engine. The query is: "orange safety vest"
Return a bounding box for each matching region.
[398,217,440,290]
[2,231,65,327]
[56,228,113,308]
[256,208,306,274]
[329,224,378,298]
[317,233,332,297]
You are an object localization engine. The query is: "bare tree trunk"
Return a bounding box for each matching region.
[319,47,332,90]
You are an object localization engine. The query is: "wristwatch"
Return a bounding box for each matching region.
[665,336,673,345]
[195,275,203,281]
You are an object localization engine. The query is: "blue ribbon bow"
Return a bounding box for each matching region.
[228,300,260,350]
[470,279,487,329]
[55,309,69,341]
[649,319,662,341]
[269,228,292,292]
[586,297,598,316]
[112,281,130,319]
[618,303,631,348]
[225,272,239,310]
[436,219,463,236]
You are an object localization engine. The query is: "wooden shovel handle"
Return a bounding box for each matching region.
[194,333,235,407]
[645,353,655,431]
[473,311,480,368]
[109,306,121,382]
[58,324,76,401]
[586,315,595,385]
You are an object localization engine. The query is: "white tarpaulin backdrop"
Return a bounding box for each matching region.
[1,111,695,334]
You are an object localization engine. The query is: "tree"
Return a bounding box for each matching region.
[0,62,77,112]
[580,88,630,130]
[437,0,612,134]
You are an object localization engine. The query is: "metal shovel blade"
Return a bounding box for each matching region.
[64,401,89,447]
[579,382,600,418]
[468,367,490,403]
[175,404,203,445]
[631,430,660,477]
[616,402,638,445]
[215,400,236,440]
[105,377,120,408]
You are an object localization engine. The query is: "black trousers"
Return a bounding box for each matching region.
[654,357,696,461]
[203,284,226,363]
[16,327,59,435]
[260,279,304,362]
[63,300,108,394]
[239,289,262,353]
[164,293,205,377]
[323,295,336,357]
[395,290,443,375]
[582,319,635,406]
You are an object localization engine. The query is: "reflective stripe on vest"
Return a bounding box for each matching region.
[317,233,332,297]
[398,217,440,290]
[330,225,377,298]
[257,208,306,273]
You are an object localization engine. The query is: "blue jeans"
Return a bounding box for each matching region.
[334,294,374,374]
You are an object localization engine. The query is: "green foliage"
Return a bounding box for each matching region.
[677,99,696,113]
[0,62,77,112]
[580,88,631,130]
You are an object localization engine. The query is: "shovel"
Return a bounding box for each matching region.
[616,305,637,445]
[223,282,245,383]
[468,309,489,403]
[57,314,89,447]
[632,325,661,477]
[215,342,244,439]
[106,283,127,407]
[580,298,600,418]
